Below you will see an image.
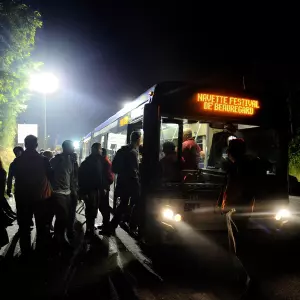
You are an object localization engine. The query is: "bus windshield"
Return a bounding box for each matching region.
[160,121,282,176]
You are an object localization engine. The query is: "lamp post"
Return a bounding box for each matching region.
[30,73,58,149]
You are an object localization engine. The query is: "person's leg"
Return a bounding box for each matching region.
[45,197,54,233]
[68,193,78,239]
[16,198,33,256]
[99,190,110,228]
[1,196,16,217]
[84,190,99,235]
[109,192,130,231]
[33,200,50,255]
[53,194,71,245]
[129,193,140,232]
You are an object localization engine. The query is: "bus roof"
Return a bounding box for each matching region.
[82,81,288,140]
[82,86,156,140]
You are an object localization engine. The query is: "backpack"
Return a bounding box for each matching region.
[112,146,128,174]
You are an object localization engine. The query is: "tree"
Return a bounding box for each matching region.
[289,130,300,181]
[0,1,42,168]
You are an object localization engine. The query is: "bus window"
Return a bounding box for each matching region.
[237,126,281,175]
[182,121,207,169]
[160,123,179,159]
[107,131,127,161]
[159,123,181,182]
[179,121,282,175]
[207,123,282,175]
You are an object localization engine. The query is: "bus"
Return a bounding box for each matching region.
[80,82,290,244]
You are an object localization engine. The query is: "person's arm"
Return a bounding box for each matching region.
[78,161,88,197]
[73,161,79,193]
[44,157,53,182]
[195,144,201,167]
[182,142,191,164]
[106,160,114,185]
[128,150,139,179]
[69,157,77,196]
[0,169,6,200]
[6,162,14,195]
[112,150,121,174]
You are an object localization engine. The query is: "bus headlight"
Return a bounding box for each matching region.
[275,209,291,221]
[161,207,182,222]
[174,214,182,222]
[162,208,174,220]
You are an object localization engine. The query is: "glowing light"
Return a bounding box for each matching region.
[162,208,174,220]
[174,214,182,222]
[119,116,129,127]
[73,141,80,149]
[30,73,59,94]
[123,102,135,110]
[275,209,291,221]
[197,93,260,116]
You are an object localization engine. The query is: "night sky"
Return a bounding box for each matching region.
[18,1,298,147]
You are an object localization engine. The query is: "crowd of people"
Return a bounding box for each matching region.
[0,127,205,255]
[0,131,143,258]
[0,125,258,259]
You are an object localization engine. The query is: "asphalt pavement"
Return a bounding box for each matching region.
[1,196,300,300]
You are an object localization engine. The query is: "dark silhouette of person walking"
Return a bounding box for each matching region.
[13,135,52,257]
[50,140,77,249]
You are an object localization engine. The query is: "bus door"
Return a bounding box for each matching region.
[153,119,226,231]
[180,122,226,230]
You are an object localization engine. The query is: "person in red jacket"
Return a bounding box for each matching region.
[182,129,201,169]
[160,142,184,182]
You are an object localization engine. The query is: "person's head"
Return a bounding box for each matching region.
[24,135,38,150]
[13,146,24,158]
[224,123,237,134]
[183,129,193,141]
[130,131,142,148]
[101,148,107,158]
[162,141,176,155]
[227,138,246,162]
[91,143,102,156]
[62,140,74,155]
[0,157,3,170]
[43,150,54,161]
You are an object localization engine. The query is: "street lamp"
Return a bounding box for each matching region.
[29,73,59,149]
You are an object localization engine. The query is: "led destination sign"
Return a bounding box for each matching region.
[197,93,260,116]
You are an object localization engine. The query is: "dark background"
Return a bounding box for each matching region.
[19,1,298,146]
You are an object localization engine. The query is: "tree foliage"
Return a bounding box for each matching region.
[0,1,42,148]
[0,1,42,169]
[289,130,300,181]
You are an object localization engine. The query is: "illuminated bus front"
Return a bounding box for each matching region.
[159,91,285,179]
[158,88,288,230]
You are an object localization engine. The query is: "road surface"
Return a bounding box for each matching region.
[1,196,300,299]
